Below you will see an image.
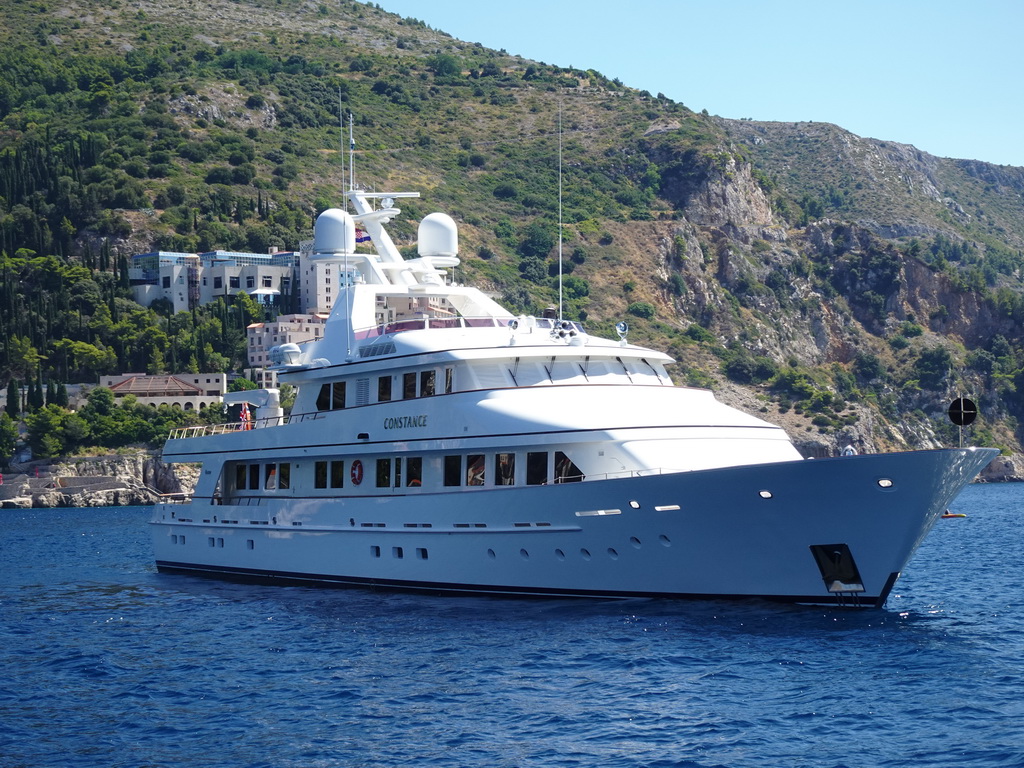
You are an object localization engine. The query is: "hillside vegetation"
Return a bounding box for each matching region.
[2,0,1024,466]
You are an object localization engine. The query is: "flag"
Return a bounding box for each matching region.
[355,228,371,243]
[240,401,251,429]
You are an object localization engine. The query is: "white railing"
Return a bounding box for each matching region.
[167,411,324,440]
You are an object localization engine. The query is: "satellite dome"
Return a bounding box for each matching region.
[418,212,458,258]
[312,208,356,255]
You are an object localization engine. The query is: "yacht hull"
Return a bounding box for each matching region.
[151,447,995,607]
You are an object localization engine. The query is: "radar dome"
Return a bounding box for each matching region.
[418,213,458,258]
[312,208,356,255]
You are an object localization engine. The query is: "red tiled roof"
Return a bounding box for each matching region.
[109,376,203,397]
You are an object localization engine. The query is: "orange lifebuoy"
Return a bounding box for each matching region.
[350,460,363,485]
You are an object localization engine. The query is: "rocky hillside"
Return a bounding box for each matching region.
[2,0,1024,468]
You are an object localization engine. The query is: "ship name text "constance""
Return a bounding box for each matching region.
[383,415,428,430]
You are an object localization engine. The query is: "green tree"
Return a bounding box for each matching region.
[5,379,19,419]
[0,412,18,464]
[25,405,66,458]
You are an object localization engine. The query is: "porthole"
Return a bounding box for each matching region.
[759,490,773,499]
[580,548,592,560]
[247,540,254,550]
[659,534,671,547]
[417,547,428,560]
[520,548,530,560]
[487,548,496,559]
[630,536,642,549]
[628,500,640,509]
[607,548,619,560]
[555,548,566,560]
[877,478,894,489]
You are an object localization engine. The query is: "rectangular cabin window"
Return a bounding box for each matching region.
[278,463,290,490]
[527,452,548,486]
[445,367,454,394]
[467,454,485,486]
[315,461,327,489]
[265,464,278,490]
[443,455,462,487]
[378,376,392,402]
[420,370,436,397]
[330,460,345,488]
[316,384,331,411]
[495,453,515,485]
[332,381,346,410]
[248,464,260,490]
[376,458,391,488]
[235,464,246,490]
[403,372,417,399]
[407,457,423,487]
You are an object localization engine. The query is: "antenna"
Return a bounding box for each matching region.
[557,100,564,323]
[348,112,355,193]
[338,89,346,202]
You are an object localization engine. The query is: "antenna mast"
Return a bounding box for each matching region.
[338,89,346,202]
[557,101,564,322]
[348,113,355,193]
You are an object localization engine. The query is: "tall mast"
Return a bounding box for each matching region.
[557,101,564,323]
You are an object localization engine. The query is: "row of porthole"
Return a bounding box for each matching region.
[486,534,672,561]
[757,478,895,500]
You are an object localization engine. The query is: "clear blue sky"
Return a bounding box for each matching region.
[375,0,1024,168]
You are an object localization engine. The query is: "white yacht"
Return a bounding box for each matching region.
[151,186,996,608]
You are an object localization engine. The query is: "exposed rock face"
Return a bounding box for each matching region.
[683,157,776,233]
[0,454,198,509]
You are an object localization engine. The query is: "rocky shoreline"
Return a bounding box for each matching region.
[0,453,197,509]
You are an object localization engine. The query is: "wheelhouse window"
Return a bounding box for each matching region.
[248,464,260,490]
[278,463,290,490]
[315,461,327,488]
[235,464,246,490]
[403,372,416,399]
[264,464,278,490]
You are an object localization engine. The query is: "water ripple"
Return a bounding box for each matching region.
[2,491,1023,767]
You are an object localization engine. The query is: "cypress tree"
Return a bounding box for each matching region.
[5,378,18,418]
[55,382,69,408]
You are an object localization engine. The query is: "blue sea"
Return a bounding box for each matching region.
[2,483,1023,768]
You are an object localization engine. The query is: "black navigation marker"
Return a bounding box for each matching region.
[948,397,977,427]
